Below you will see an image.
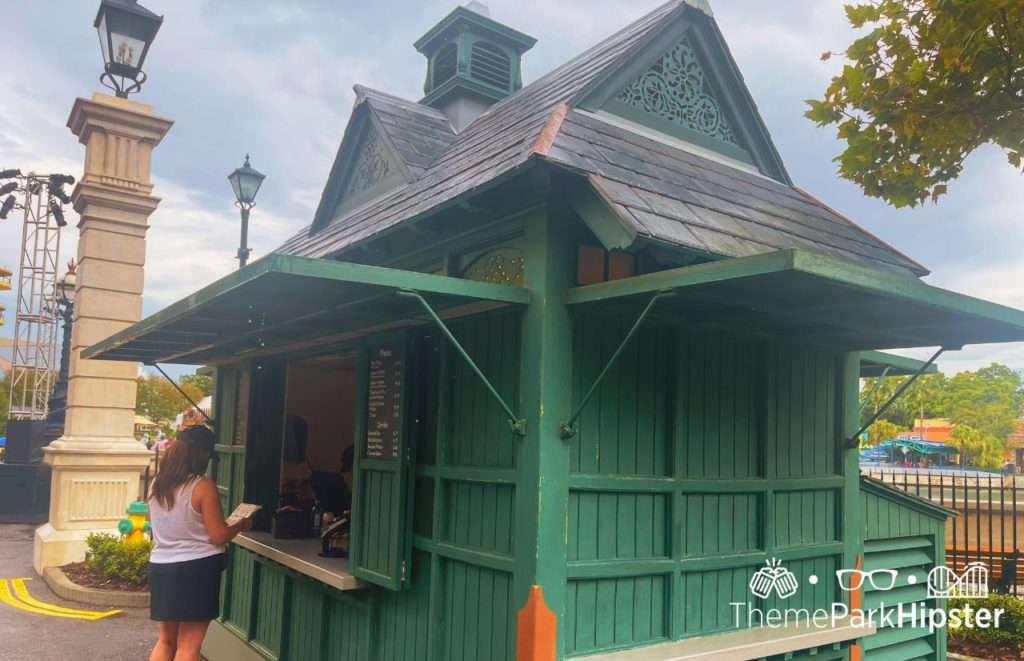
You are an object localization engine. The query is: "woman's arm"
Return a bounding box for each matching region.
[194,477,252,546]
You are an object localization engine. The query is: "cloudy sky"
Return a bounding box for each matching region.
[3,0,1023,376]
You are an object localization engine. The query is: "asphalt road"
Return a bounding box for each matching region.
[0,524,153,661]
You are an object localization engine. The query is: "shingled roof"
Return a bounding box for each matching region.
[356,86,457,178]
[279,0,927,278]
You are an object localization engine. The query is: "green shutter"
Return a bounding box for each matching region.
[213,366,250,513]
[350,332,415,590]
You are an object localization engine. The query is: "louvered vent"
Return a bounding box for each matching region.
[470,42,511,90]
[433,43,458,87]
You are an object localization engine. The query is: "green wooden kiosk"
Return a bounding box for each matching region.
[85,2,1024,659]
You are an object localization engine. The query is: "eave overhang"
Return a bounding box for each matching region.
[859,350,939,378]
[565,248,1024,352]
[84,253,529,365]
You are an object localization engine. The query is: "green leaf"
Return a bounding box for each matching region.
[807,0,1024,207]
[844,3,882,28]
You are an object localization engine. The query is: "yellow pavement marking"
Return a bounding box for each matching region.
[11,578,122,619]
[0,579,121,620]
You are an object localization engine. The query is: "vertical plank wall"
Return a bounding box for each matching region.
[362,310,521,661]
[860,481,948,661]
[565,313,846,656]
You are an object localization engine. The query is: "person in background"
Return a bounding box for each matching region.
[146,425,253,661]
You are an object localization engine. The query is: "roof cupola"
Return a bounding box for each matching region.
[414,2,536,131]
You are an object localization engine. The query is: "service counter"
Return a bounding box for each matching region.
[232,532,367,592]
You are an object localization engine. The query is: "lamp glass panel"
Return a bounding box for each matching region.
[240,173,263,203]
[110,31,147,68]
[58,275,76,305]
[97,14,111,65]
[230,169,264,205]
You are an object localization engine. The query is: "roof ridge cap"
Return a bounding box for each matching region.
[528,103,571,157]
[353,84,452,119]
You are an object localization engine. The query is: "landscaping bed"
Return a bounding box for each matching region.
[948,593,1024,661]
[949,639,1024,660]
[60,561,148,593]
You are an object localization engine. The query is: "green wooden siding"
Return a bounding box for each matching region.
[325,594,371,660]
[285,579,322,661]
[213,366,249,514]
[441,559,516,660]
[861,483,949,661]
[218,548,373,661]
[565,315,846,657]
[564,574,668,651]
[224,546,256,636]
[254,560,287,655]
[374,548,432,661]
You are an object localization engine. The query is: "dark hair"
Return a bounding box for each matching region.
[179,424,216,452]
[148,430,212,510]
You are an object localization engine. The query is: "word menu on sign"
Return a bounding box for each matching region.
[365,344,403,460]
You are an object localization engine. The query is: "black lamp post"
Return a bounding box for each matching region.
[95,0,163,98]
[45,263,78,442]
[227,154,266,268]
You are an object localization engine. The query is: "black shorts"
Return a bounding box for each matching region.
[149,553,225,621]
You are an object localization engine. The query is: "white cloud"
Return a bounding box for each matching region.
[143,176,297,309]
[3,0,1024,377]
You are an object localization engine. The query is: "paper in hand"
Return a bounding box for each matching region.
[227,502,262,526]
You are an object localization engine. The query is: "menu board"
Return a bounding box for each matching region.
[364,343,403,460]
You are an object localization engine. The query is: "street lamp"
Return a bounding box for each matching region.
[227,154,266,268]
[95,0,163,98]
[45,262,78,442]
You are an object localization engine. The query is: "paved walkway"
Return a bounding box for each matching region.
[0,524,153,661]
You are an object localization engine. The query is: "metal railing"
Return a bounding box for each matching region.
[863,467,1022,594]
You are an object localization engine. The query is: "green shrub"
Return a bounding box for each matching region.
[948,593,1024,647]
[84,533,152,585]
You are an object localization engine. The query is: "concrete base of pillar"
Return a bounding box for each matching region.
[33,523,120,574]
[33,437,153,574]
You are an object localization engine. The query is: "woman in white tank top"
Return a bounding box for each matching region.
[146,425,253,661]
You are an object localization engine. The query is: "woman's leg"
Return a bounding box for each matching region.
[150,621,179,661]
[173,620,211,661]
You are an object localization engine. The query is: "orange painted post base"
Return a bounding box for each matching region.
[517,585,558,661]
[850,555,864,661]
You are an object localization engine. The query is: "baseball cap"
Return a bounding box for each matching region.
[179,425,216,452]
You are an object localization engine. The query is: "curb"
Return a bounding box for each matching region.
[41,566,149,608]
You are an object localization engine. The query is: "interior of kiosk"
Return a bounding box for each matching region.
[233,349,364,588]
[234,324,436,593]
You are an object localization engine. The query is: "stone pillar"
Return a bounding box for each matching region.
[34,93,173,572]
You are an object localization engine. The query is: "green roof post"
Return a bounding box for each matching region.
[842,351,864,627]
[514,200,575,657]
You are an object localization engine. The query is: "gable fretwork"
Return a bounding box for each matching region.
[615,37,739,149]
[579,12,790,184]
[345,127,392,198]
[331,125,404,221]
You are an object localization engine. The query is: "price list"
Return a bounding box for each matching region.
[365,344,403,460]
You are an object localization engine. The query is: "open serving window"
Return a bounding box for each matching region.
[85,253,529,592]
